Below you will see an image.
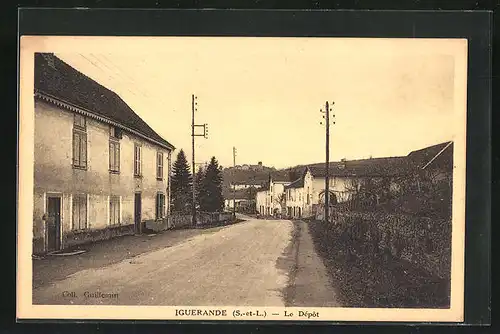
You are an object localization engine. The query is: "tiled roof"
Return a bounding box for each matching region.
[270,171,291,182]
[407,141,453,170]
[285,177,305,189]
[307,156,412,178]
[34,53,174,150]
[304,141,453,178]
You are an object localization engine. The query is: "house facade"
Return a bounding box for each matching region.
[284,178,305,218]
[297,157,412,218]
[301,142,453,218]
[255,173,290,216]
[33,53,175,254]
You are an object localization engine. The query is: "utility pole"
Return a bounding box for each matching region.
[191,94,208,226]
[233,147,237,218]
[320,101,335,223]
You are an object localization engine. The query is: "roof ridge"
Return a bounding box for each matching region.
[35,53,175,150]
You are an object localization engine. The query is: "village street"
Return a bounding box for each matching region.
[33,217,340,307]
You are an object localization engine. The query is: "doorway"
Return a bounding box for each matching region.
[46,196,61,252]
[134,192,142,234]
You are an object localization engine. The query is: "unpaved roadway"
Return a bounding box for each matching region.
[33,218,340,307]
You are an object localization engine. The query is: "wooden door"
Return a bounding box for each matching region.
[134,193,142,234]
[46,197,61,252]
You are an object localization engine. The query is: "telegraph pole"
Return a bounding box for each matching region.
[320,101,335,223]
[191,95,196,225]
[191,94,208,225]
[233,147,237,218]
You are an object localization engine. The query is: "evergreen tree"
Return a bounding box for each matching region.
[199,156,224,212]
[170,149,192,213]
[194,165,206,209]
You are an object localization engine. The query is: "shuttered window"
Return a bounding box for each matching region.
[109,140,120,172]
[72,130,87,169]
[134,144,142,176]
[156,193,165,219]
[72,194,88,230]
[157,152,163,180]
[73,114,87,169]
[109,196,120,225]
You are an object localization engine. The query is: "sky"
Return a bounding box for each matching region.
[52,37,466,169]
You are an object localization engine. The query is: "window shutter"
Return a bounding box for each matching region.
[138,147,141,174]
[109,142,113,170]
[81,133,87,167]
[80,197,87,229]
[161,194,164,217]
[116,143,120,171]
[134,146,137,174]
[73,132,80,166]
[72,196,79,230]
[156,193,160,219]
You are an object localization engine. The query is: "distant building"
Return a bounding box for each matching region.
[407,141,453,185]
[301,156,411,217]
[230,180,263,190]
[255,172,290,216]
[293,141,453,218]
[284,177,305,218]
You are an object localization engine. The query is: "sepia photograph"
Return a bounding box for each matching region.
[17,36,467,322]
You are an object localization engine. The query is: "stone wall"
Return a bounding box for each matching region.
[62,224,135,250]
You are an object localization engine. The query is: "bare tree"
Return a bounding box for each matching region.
[273,193,286,216]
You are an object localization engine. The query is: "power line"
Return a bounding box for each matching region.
[88,54,147,99]
[78,53,139,98]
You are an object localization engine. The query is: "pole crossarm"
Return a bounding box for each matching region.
[191,94,208,225]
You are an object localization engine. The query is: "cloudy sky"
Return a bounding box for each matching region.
[48,37,465,169]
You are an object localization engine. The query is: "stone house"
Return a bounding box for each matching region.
[33,53,175,254]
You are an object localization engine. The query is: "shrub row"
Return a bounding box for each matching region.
[308,212,451,308]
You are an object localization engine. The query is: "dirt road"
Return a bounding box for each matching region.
[33,218,340,307]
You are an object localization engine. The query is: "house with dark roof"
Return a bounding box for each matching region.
[296,141,453,218]
[33,53,175,254]
[408,141,453,181]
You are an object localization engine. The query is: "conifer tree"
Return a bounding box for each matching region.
[170,149,192,213]
[199,156,224,212]
[194,165,206,210]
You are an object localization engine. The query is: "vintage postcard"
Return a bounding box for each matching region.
[17,36,467,322]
